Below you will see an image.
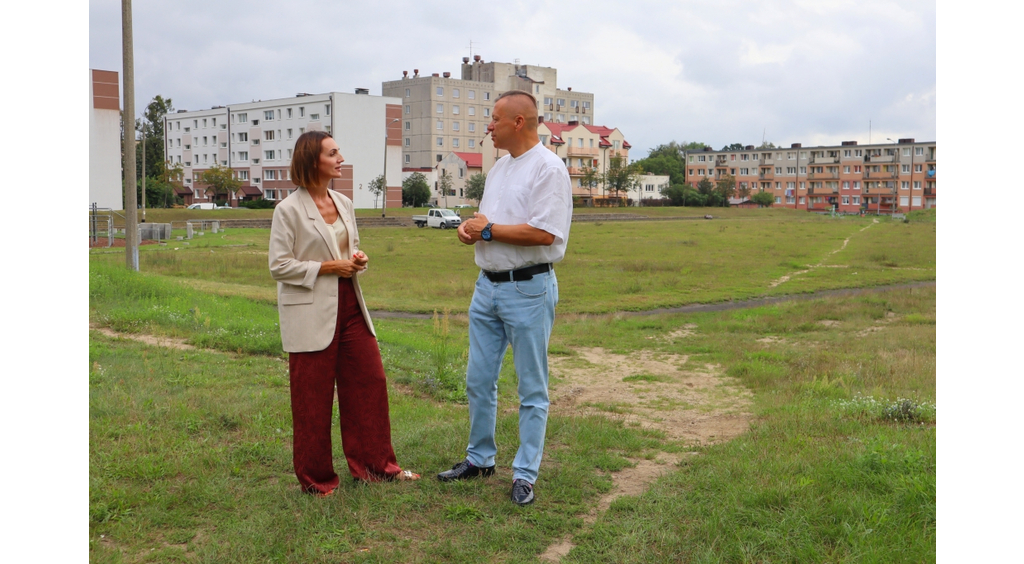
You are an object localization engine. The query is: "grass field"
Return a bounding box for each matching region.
[89,209,935,562]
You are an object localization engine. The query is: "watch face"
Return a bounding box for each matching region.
[482,229,491,241]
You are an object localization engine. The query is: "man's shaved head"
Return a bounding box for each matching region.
[495,90,539,130]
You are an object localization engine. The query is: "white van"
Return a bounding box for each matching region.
[187,203,216,210]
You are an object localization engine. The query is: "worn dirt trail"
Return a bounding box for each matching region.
[539,335,753,562]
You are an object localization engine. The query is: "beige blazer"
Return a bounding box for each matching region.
[269,187,376,353]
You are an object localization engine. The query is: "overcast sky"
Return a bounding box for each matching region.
[89,0,935,157]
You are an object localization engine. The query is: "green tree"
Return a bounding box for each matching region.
[367,175,385,208]
[402,173,431,207]
[197,165,240,203]
[696,177,714,197]
[603,156,641,203]
[660,184,688,206]
[438,169,453,208]
[715,175,737,207]
[135,95,174,182]
[465,172,486,203]
[737,180,752,200]
[751,191,775,207]
[721,142,745,151]
[757,141,777,149]
[579,165,600,197]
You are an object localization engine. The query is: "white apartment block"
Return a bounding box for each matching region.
[383,56,595,169]
[163,90,403,209]
[90,69,122,210]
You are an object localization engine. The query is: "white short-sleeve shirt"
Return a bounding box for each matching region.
[475,142,573,272]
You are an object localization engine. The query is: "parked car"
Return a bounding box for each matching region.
[412,208,462,229]
[187,203,216,210]
[453,204,474,209]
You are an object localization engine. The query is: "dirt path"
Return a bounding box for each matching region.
[539,339,753,562]
[769,219,877,289]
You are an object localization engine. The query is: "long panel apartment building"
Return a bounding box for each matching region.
[686,139,937,213]
[383,56,595,169]
[163,90,403,209]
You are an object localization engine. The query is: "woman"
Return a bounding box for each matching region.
[269,130,418,496]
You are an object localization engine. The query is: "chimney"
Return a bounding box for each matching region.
[432,73,439,77]
[355,88,369,95]
[443,72,451,78]
[413,69,419,77]
[567,87,572,91]
[791,143,802,148]
[402,70,408,78]
[898,138,915,144]
[841,140,858,146]
[462,57,470,63]
[473,55,481,62]
[745,145,754,150]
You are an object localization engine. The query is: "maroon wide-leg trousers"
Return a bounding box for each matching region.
[288,277,401,494]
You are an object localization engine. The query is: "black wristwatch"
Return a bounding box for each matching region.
[481,223,494,241]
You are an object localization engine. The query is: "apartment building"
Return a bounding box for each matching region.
[163,90,403,209]
[383,56,595,169]
[539,122,630,201]
[686,139,937,213]
[90,69,122,210]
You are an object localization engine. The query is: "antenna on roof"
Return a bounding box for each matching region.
[762,128,766,146]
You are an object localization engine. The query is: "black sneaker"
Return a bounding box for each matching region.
[436,459,495,482]
[511,479,534,506]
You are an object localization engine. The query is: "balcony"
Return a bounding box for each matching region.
[864,154,896,163]
[567,146,598,157]
[808,187,838,195]
[758,170,774,179]
[566,166,583,176]
[715,159,729,167]
[808,171,839,179]
[864,170,897,179]
[863,186,895,195]
[924,188,936,196]
[810,156,840,164]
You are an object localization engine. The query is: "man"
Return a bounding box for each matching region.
[438,90,572,506]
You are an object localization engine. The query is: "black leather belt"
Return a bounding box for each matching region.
[482,263,551,283]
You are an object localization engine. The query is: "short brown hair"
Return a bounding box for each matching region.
[495,89,537,107]
[290,130,333,189]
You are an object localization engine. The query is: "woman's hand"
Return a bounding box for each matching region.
[352,251,369,268]
[318,259,366,278]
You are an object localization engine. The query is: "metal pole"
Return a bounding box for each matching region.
[141,122,147,222]
[122,0,139,270]
[381,133,387,217]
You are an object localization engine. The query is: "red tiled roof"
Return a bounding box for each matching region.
[237,185,262,196]
[622,140,631,148]
[453,152,483,168]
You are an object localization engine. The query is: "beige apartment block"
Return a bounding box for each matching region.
[538,122,630,202]
[383,56,595,169]
[686,139,936,213]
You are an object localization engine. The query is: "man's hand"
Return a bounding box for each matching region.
[458,212,489,245]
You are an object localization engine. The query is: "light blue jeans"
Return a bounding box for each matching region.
[465,269,558,484]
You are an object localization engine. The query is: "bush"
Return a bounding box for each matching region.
[240,199,276,209]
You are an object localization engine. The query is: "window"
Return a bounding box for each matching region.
[299,107,305,117]
[287,149,292,159]
[901,181,910,190]
[264,110,274,121]
[325,105,330,116]
[915,164,923,172]
[912,196,921,206]
[404,154,410,163]
[775,167,782,174]
[468,106,475,116]
[844,150,851,157]
[914,181,921,190]
[570,100,579,108]
[484,92,490,100]
[437,137,443,146]
[468,139,476,148]
[452,105,460,115]
[405,138,410,147]
[853,181,860,189]
[468,123,475,133]
[265,130,275,141]
[202,118,207,128]
[902,164,910,173]
[287,108,292,118]
[237,170,248,180]
[299,127,304,134]
[202,136,208,146]
[452,121,460,131]
[253,177,261,184]
[251,119,259,126]
[578,138,584,147]
[405,105,410,115]
[310,113,319,120]
[405,88,410,98]
[252,138,260,145]
[855,149,863,157]
[740,168,749,175]
[437,120,443,130]
[915,147,924,156]
[176,121,180,130]
[264,170,277,181]
[903,148,910,156]
[203,154,208,163]
[437,104,443,114]
[453,138,460,148]
[452,88,460,98]
[264,150,275,160]
[468,90,475,99]
[265,190,276,200]
[582,116,591,124]
[239,151,248,160]
[556,98,565,106]
[557,114,565,122]
[484,108,490,117]
[437,87,444,97]
[775,197,781,204]
[843,181,850,190]
[287,129,293,138]
[698,155,705,162]
[404,121,411,131]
